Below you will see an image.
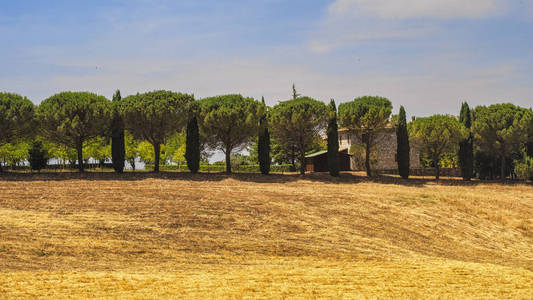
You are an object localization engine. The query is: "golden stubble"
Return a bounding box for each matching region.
[0,172,532,299]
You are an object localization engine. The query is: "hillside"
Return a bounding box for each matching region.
[0,172,532,299]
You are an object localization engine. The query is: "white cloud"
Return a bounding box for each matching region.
[309,26,436,53]
[329,0,507,19]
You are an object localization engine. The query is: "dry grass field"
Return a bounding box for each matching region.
[0,172,532,299]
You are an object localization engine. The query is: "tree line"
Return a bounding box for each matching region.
[1,88,532,181]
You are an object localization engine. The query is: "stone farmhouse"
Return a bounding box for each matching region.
[338,127,420,171]
[306,127,420,172]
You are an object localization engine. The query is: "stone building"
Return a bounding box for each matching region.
[337,127,420,171]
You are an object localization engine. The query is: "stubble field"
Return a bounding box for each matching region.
[0,172,532,299]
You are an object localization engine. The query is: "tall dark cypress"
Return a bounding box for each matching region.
[396,106,410,179]
[258,97,271,175]
[111,90,125,173]
[327,99,340,177]
[185,114,200,173]
[458,102,474,181]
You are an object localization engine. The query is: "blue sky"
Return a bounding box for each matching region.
[1,0,532,118]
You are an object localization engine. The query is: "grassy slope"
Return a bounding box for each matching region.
[0,172,532,299]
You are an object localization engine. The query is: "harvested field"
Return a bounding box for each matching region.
[0,172,532,299]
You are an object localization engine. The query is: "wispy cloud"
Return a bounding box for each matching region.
[310,0,533,54]
[329,0,508,19]
[309,25,437,54]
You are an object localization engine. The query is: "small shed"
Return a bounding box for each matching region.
[305,149,351,172]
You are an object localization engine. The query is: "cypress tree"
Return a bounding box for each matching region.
[258,97,271,175]
[185,115,200,173]
[111,90,125,173]
[327,99,339,177]
[396,106,410,179]
[28,140,48,172]
[458,102,474,180]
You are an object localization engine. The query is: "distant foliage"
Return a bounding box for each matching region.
[327,99,339,177]
[36,91,112,172]
[396,106,410,179]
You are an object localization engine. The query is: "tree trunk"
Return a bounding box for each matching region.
[77,141,84,172]
[154,143,160,173]
[300,149,306,175]
[364,134,371,177]
[500,155,506,181]
[225,150,232,174]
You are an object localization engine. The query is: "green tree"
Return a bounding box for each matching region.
[118,90,194,172]
[185,115,200,173]
[28,140,48,172]
[0,92,34,172]
[409,114,466,181]
[85,137,111,168]
[472,103,531,180]
[46,142,77,169]
[0,92,34,145]
[37,91,112,172]
[258,97,271,175]
[164,132,187,170]
[137,140,166,165]
[338,96,392,177]
[270,96,327,175]
[124,132,139,170]
[111,90,125,173]
[0,142,30,170]
[396,106,410,179]
[198,94,263,174]
[327,99,339,177]
[458,102,474,180]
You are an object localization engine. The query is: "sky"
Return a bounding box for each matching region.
[1,0,532,119]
